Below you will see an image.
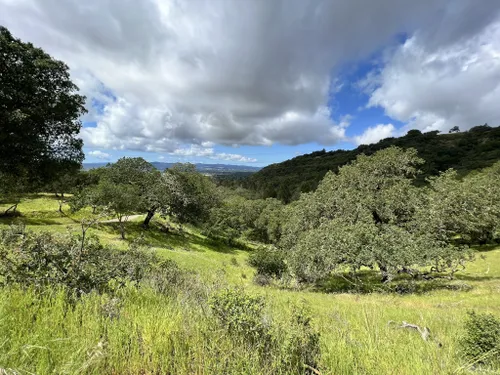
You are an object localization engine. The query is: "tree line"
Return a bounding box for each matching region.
[64,147,495,286]
[2,24,500,288]
[238,125,500,202]
[208,147,500,284]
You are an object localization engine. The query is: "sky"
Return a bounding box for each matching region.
[1,0,500,167]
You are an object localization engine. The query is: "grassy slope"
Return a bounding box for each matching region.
[1,195,499,374]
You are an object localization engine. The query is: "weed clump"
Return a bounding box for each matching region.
[209,287,321,373]
[461,311,500,366]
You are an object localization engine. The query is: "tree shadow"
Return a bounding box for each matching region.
[0,216,64,226]
[186,234,240,254]
[316,271,475,295]
[472,243,500,252]
[96,221,240,254]
[0,193,59,205]
[454,274,500,282]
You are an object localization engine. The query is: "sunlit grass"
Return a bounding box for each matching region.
[0,195,499,374]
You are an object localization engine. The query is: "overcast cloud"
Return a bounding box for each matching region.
[1,0,499,161]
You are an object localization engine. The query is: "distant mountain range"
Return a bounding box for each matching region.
[83,162,261,174]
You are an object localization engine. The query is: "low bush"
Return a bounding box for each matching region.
[0,226,153,295]
[461,311,500,365]
[248,245,287,279]
[277,305,321,373]
[209,287,321,373]
[209,287,270,346]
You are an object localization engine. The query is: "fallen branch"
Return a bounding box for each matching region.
[388,320,433,342]
[303,363,322,375]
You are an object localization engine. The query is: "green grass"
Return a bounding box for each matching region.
[1,195,500,374]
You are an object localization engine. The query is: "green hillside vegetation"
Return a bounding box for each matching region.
[1,189,500,374]
[245,125,500,202]
[2,26,500,375]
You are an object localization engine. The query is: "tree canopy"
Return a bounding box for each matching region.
[279,147,481,283]
[0,26,86,188]
[242,125,500,201]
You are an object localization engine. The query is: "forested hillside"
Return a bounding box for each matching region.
[3,21,500,375]
[245,125,500,201]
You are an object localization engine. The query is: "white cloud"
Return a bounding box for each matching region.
[211,153,257,163]
[364,17,500,133]
[353,124,396,145]
[1,0,499,154]
[172,145,215,157]
[88,150,111,160]
[170,145,257,163]
[0,0,468,152]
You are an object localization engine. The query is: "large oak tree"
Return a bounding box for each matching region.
[0,27,86,188]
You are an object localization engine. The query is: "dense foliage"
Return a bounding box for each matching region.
[204,195,283,244]
[461,311,500,365]
[277,147,499,283]
[70,159,220,238]
[0,226,153,294]
[244,125,500,201]
[0,27,86,189]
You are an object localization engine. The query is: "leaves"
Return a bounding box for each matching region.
[0,27,86,188]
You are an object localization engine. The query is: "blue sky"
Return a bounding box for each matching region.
[3,0,499,167]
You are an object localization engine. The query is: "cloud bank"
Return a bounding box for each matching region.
[1,0,499,159]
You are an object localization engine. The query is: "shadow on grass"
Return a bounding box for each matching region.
[472,243,500,252]
[96,221,240,254]
[0,216,69,226]
[454,273,500,282]
[316,270,475,295]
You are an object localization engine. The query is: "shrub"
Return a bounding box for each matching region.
[145,259,200,298]
[279,305,321,372]
[248,245,286,278]
[209,288,321,373]
[209,287,270,346]
[0,227,153,295]
[253,273,272,287]
[461,311,500,365]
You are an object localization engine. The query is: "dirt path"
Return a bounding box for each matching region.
[99,214,144,223]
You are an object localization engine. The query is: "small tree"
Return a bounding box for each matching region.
[47,171,80,213]
[167,163,220,225]
[98,180,140,239]
[449,126,460,133]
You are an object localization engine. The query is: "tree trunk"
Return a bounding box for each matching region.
[119,217,126,239]
[142,207,157,228]
[378,262,391,283]
[3,203,18,215]
[58,200,63,213]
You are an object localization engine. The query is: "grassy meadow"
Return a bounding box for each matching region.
[1,194,499,375]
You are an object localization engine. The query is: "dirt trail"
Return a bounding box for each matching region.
[98,214,144,223]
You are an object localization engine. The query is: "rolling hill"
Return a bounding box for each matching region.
[245,124,500,202]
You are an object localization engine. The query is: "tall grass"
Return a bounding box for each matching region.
[1,196,500,374]
[0,286,319,375]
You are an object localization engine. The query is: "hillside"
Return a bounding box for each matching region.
[245,125,500,202]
